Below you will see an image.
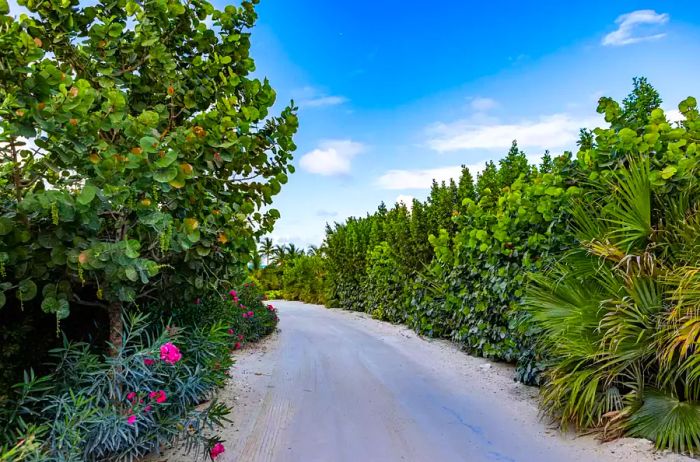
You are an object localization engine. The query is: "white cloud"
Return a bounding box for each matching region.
[294,86,348,108]
[378,153,550,191]
[395,195,414,209]
[470,97,498,112]
[602,10,669,47]
[427,113,601,153]
[378,164,478,190]
[665,109,684,124]
[316,209,338,217]
[299,139,365,176]
[302,95,348,107]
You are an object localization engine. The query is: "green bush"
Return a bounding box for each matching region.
[526,96,700,452]
[280,255,328,305]
[0,313,232,461]
[316,80,700,454]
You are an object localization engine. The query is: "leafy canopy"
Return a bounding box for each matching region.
[0,0,298,319]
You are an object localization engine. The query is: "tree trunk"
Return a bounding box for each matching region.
[108,301,123,356]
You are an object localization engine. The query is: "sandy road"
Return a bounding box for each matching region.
[161,301,691,462]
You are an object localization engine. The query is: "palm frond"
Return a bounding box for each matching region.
[604,156,653,252]
[627,390,700,454]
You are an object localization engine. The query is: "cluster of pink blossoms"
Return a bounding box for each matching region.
[267,304,276,312]
[229,289,239,303]
[160,342,182,364]
[210,442,225,459]
[125,389,168,425]
[241,311,254,319]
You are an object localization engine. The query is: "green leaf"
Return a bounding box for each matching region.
[124,266,138,282]
[0,0,9,15]
[187,230,200,243]
[153,165,178,182]
[661,165,677,179]
[139,136,159,153]
[17,279,37,302]
[77,184,98,205]
[154,150,177,168]
[124,240,140,258]
[0,217,13,235]
[0,291,5,308]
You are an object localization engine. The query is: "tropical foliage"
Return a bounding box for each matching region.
[0,0,291,459]
[271,79,700,453]
[0,0,296,348]
[527,92,700,452]
[0,283,278,461]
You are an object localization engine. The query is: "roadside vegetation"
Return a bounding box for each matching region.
[0,0,291,459]
[264,79,700,454]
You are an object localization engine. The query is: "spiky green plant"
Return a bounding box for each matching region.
[526,96,700,453]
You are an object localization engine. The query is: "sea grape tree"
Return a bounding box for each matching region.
[0,0,297,347]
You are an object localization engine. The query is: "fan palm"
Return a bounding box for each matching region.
[527,147,700,453]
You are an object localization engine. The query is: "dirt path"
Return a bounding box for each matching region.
[161,301,692,462]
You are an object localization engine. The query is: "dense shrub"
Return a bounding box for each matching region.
[280,255,328,305]
[0,0,291,457]
[312,80,700,453]
[526,96,700,452]
[0,313,232,461]
[1,282,279,461]
[363,242,408,322]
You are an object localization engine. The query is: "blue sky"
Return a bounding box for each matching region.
[243,1,700,248]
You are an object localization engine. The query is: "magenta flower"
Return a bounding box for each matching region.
[160,342,182,364]
[144,405,153,412]
[210,442,225,459]
[126,392,137,402]
[127,414,137,425]
[229,289,237,298]
[247,311,254,317]
[149,390,167,403]
[234,342,241,350]
[228,329,234,335]
[144,358,155,366]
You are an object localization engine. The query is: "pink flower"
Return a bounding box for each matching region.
[127,414,137,425]
[144,405,153,412]
[234,342,241,350]
[149,390,167,403]
[267,304,274,310]
[126,392,137,402]
[247,311,254,317]
[160,342,182,364]
[210,442,225,459]
[144,358,155,366]
[228,329,234,335]
[195,298,201,305]
[229,290,237,298]
[242,313,248,319]
[238,334,244,341]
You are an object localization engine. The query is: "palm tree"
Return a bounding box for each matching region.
[285,243,303,259]
[307,245,319,256]
[272,244,287,264]
[259,237,274,266]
